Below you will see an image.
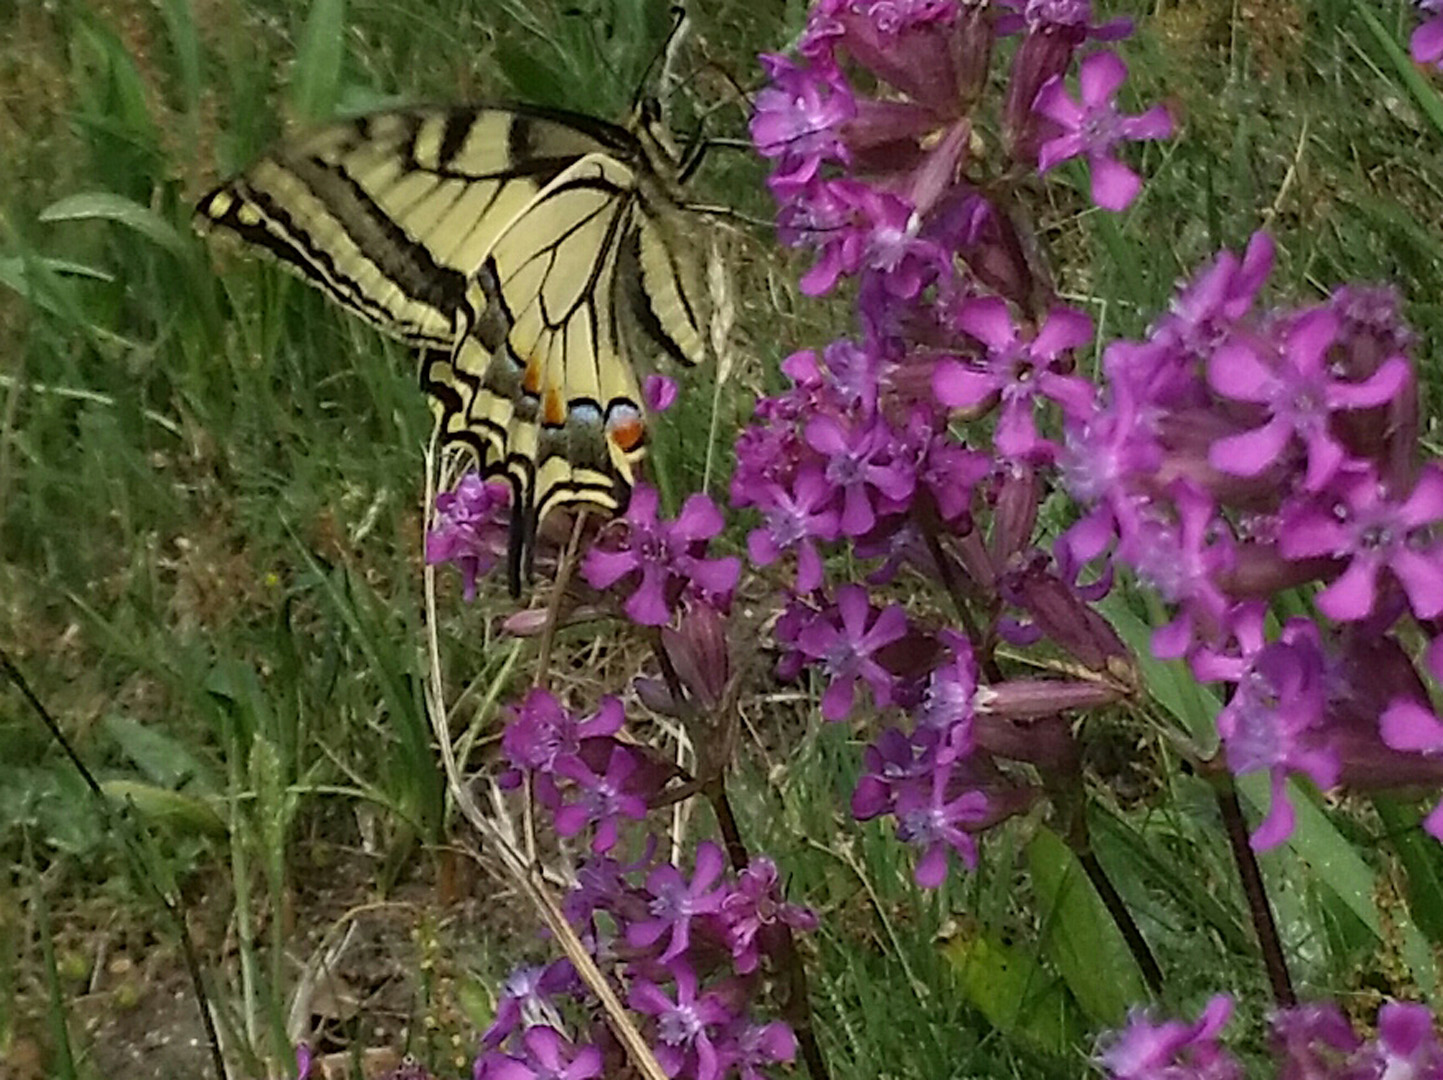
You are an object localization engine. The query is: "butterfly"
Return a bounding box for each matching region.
[196,95,710,593]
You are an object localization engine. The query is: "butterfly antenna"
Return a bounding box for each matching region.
[632,4,691,116]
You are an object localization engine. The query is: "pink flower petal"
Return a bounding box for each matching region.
[1120,103,1173,141]
[933,360,1000,409]
[1079,50,1128,108]
[1327,354,1410,410]
[1413,17,1443,64]
[1033,76,1084,128]
[1206,341,1276,403]
[1209,418,1292,477]
[1250,770,1296,851]
[1380,698,1443,753]
[956,296,1018,352]
[1033,306,1094,358]
[914,843,949,889]
[1316,555,1380,621]
[1399,465,1443,528]
[1089,154,1142,211]
[821,675,856,722]
[1391,547,1443,620]
[1038,132,1086,172]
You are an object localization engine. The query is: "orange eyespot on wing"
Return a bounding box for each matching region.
[606,401,646,455]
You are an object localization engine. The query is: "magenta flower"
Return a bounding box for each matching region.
[1033,51,1172,211]
[1269,1002,1360,1077]
[627,963,734,1080]
[1097,995,1240,1080]
[425,473,511,601]
[628,841,728,963]
[721,857,818,974]
[553,744,650,854]
[481,960,577,1049]
[1193,612,1339,850]
[500,691,625,780]
[583,486,741,626]
[1358,1003,1443,1079]
[751,54,855,188]
[933,298,1095,458]
[795,584,910,720]
[724,1020,798,1080]
[1279,464,1443,622]
[852,726,929,819]
[1207,307,1411,491]
[474,1026,602,1080]
[804,413,916,536]
[914,630,979,764]
[1413,0,1443,68]
[1119,482,1234,658]
[893,763,990,886]
[746,467,841,592]
[1153,231,1276,361]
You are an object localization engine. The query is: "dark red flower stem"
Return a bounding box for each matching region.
[920,520,1004,682]
[1077,844,1164,995]
[1057,762,1164,995]
[709,782,830,1080]
[1213,772,1296,1007]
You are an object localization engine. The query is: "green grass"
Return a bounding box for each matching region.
[4,0,1443,1077]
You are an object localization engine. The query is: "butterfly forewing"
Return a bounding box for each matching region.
[196,107,637,349]
[196,102,710,593]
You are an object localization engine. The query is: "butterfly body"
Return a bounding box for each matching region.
[197,101,708,589]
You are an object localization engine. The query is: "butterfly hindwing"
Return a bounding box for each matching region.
[429,153,650,586]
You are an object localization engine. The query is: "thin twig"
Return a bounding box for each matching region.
[421,439,670,1080]
[1,648,228,1080]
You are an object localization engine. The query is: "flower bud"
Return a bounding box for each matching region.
[661,601,732,711]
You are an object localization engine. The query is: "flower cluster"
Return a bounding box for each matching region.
[1098,996,1443,1079]
[476,691,815,1080]
[751,0,1170,319]
[731,0,1176,886]
[1058,233,1443,847]
[426,474,511,602]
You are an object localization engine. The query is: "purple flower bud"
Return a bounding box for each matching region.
[1000,549,1131,671]
[661,601,732,711]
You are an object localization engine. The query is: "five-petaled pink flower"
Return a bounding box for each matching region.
[1034,51,1173,211]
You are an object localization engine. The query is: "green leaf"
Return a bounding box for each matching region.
[101,780,227,838]
[1026,827,1149,1025]
[938,917,1087,1056]
[103,713,219,794]
[291,0,347,123]
[157,0,202,113]
[1098,592,1221,750]
[38,192,190,259]
[1376,797,1443,944]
